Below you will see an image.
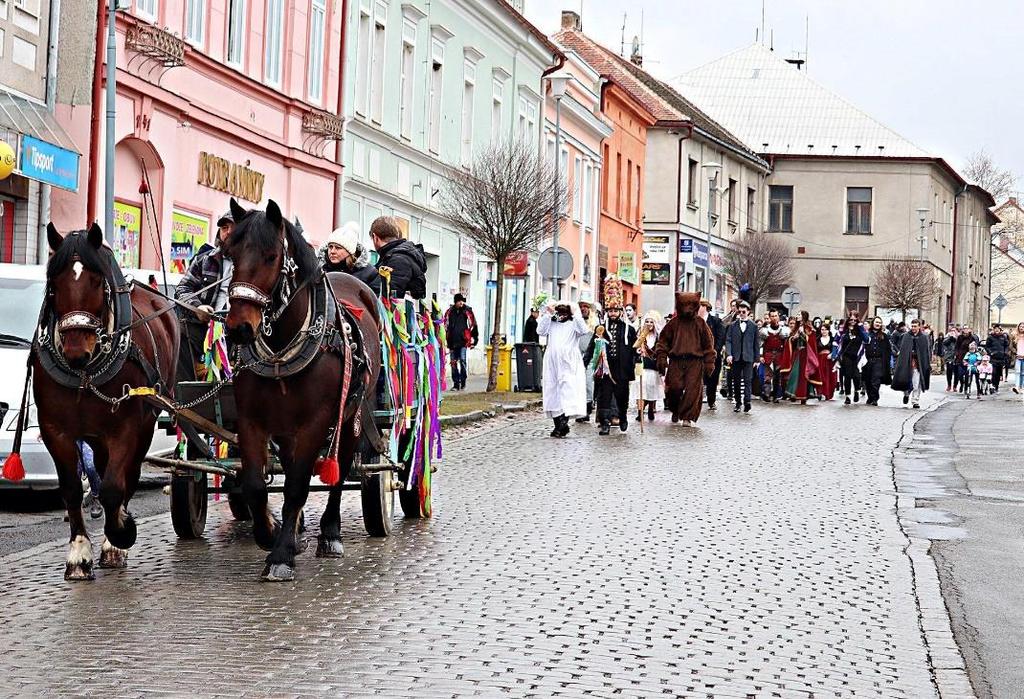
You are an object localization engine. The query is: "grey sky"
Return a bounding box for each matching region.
[525,0,1022,196]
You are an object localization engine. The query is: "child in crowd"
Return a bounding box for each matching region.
[962,342,983,399]
[978,354,993,396]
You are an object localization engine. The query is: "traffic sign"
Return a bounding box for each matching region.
[994,294,1008,309]
[781,286,801,314]
[538,246,574,281]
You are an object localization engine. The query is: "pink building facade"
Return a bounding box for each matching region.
[52,0,345,270]
[542,51,611,305]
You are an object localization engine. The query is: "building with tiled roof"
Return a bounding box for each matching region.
[554,11,771,314]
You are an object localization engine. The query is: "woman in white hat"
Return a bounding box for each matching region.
[323,222,381,294]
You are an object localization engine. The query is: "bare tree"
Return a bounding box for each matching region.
[873,257,941,321]
[721,231,794,309]
[439,139,566,391]
[963,150,1017,203]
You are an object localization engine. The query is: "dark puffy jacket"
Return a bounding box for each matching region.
[376,239,427,299]
[705,314,726,352]
[985,332,1011,365]
[444,305,478,351]
[323,254,382,296]
[175,244,223,316]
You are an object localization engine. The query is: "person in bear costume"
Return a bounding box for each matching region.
[655,291,717,425]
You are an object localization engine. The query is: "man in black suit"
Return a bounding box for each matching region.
[587,305,638,434]
[725,301,760,412]
[700,300,726,410]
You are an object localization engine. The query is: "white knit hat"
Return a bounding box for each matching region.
[327,222,360,256]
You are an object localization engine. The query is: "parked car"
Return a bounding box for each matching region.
[0,263,182,490]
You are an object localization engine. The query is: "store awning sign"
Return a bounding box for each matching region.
[19,135,79,192]
[693,241,709,268]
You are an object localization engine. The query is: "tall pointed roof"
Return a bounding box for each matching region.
[672,43,927,158]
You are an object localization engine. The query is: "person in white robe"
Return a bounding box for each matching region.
[538,301,589,437]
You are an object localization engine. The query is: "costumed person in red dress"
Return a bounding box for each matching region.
[812,319,837,400]
[780,314,819,404]
[654,292,717,425]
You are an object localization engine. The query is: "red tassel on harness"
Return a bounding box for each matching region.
[340,300,364,321]
[316,457,340,486]
[2,453,25,481]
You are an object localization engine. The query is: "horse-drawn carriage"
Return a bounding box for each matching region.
[8,199,444,581]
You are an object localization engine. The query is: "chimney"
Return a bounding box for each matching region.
[561,10,581,31]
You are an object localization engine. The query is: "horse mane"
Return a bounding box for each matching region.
[46,232,110,280]
[231,209,320,282]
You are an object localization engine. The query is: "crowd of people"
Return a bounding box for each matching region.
[503,277,1024,438]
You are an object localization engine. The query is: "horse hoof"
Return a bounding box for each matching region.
[260,563,295,582]
[315,536,344,558]
[106,515,137,550]
[98,546,128,569]
[64,562,95,581]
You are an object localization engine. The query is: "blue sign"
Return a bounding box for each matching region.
[679,239,693,254]
[693,242,709,268]
[19,135,79,192]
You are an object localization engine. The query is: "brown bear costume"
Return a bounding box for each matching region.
[655,292,717,423]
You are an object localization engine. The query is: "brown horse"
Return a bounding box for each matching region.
[222,198,381,581]
[34,223,178,580]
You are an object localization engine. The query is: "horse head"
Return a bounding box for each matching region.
[45,222,111,369]
[223,198,317,345]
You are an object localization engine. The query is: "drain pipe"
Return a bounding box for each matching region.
[38,0,61,262]
[332,0,349,230]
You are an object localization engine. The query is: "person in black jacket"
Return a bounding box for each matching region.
[323,223,382,295]
[984,324,1010,393]
[700,300,726,410]
[837,317,868,403]
[522,308,540,343]
[584,306,637,434]
[444,294,478,391]
[370,216,427,299]
[861,317,892,406]
[724,301,759,412]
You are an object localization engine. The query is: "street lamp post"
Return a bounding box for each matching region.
[916,207,930,263]
[548,75,570,300]
[104,0,117,245]
[701,162,721,301]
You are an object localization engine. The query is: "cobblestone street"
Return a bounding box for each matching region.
[0,393,954,697]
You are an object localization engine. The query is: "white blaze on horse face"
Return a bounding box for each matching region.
[72,261,83,281]
[67,534,92,565]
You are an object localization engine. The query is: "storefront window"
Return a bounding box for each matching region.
[112,201,141,269]
[170,210,210,274]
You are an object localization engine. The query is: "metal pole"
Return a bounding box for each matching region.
[104,0,116,246]
[919,219,925,262]
[551,96,562,300]
[706,175,714,300]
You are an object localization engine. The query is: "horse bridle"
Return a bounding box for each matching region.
[227,227,301,336]
[50,262,116,357]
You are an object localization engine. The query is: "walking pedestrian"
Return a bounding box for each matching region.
[953,327,975,392]
[574,296,597,423]
[700,300,726,411]
[780,316,815,404]
[719,299,740,402]
[758,310,789,403]
[940,326,958,391]
[724,301,759,413]
[984,324,1010,393]
[892,318,931,409]
[443,294,478,391]
[634,311,665,421]
[586,277,637,434]
[78,441,103,520]
[655,292,717,426]
[522,308,540,343]
[812,322,837,401]
[978,355,993,396]
[538,302,589,437]
[837,317,867,404]
[861,317,892,406]
[1012,322,1024,394]
[962,342,983,399]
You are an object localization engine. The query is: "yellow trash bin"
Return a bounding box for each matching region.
[484,344,513,392]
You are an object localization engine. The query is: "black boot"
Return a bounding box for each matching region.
[647,402,655,421]
[551,418,561,437]
[557,415,571,437]
[598,421,610,435]
[576,402,592,423]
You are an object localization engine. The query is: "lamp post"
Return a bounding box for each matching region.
[548,75,570,300]
[701,161,721,301]
[916,207,930,263]
[104,0,118,246]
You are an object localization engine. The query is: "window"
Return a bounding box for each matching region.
[727,178,737,223]
[354,11,371,116]
[559,149,568,215]
[184,0,205,46]
[602,144,610,210]
[616,152,622,218]
[0,28,4,59]
[583,163,593,230]
[136,0,157,21]
[844,286,869,318]
[709,174,718,217]
[687,159,698,206]
[846,187,872,234]
[460,62,475,167]
[635,164,642,227]
[746,187,756,230]
[427,52,442,153]
[933,193,939,241]
[490,79,503,142]
[263,0,284,86]
[573,156,583,221]
[768,185,793,232]
[626,158,633,223]
[370,19,386,123]
[307,0,326,103]
[225,0,244,66]
[517,96,537,143]
[399,40,415,139]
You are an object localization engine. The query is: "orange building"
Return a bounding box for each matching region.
[555,16,656,309]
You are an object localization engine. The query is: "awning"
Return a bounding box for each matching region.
[0,87,81,192]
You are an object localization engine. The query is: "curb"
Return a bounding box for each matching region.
[439,398,542,427]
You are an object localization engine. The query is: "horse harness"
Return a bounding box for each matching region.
[36,252,165,410]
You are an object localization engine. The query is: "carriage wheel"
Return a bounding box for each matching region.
[170,471,208,539]
[360,452,394,537]
[222,476,251,521]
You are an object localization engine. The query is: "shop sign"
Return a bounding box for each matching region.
[693,241,709,268]
[20,135,79,192]
[459,239,476,272]
[641,262,671,286]
[642,234,671,264]
[112,201,141,268]
[197,152,265,203]
[710,251,725,273]
[170,210,210,274]
[617,251,638,285]
[503,250,529,277]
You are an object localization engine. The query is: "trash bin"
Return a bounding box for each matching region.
[484,344,513,392]
[514,342,543,392]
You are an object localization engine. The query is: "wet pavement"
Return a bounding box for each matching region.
[0,390,956,696]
